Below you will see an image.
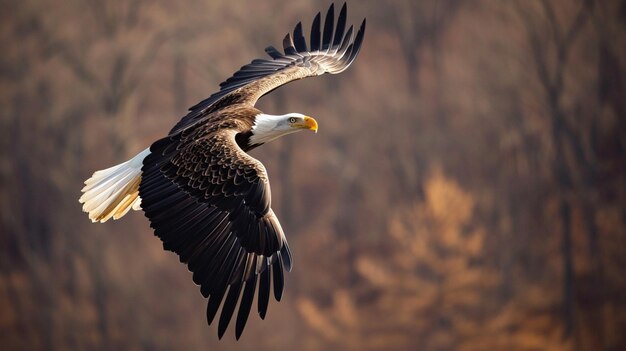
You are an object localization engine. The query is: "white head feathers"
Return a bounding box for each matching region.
[249,113,308,146]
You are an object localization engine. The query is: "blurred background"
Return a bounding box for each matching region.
[1,0,625,350]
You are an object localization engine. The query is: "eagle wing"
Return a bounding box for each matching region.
[139,124,292,339]
[170,3,366,134]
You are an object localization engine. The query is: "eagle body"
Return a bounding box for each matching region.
[79,3,365,340]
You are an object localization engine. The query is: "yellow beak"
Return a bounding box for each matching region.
[303,116,318,133]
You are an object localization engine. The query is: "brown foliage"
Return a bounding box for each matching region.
[1,0,625,350]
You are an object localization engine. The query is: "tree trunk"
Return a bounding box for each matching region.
[560,200,575,338]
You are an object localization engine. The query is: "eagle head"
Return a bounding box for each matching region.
[249,113,318,146]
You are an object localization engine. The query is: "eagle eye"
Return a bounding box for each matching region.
[289,117,297,123]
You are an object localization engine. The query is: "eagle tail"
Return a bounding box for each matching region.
[79,148,150,223]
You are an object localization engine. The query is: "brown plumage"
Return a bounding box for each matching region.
[80,2,365,340]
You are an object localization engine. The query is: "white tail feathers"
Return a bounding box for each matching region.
[79,148,150,223]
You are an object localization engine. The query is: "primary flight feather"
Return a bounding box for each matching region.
[79,2,365,340]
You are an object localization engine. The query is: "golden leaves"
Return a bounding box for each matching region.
[298,167,503,350]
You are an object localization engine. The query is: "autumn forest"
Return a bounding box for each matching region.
[0,0,625,350]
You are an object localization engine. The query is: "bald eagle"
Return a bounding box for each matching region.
[79,3,365,339]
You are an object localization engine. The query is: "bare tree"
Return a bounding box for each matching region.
[37,0,172,157]
[375,0,461,92]
[515,0,597,341]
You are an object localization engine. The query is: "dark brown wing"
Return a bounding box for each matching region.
[169,3,366,134]
[139,123,292,339]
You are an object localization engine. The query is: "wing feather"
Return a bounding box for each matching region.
[332,3,348,48]
[218,281,243,339]
[282,33,298,56]
[322,4,335,51]
[272,253,285,301]
[265,46,283,59]
[257,260,271,319]
[235,272,257,339]
[310,12,322,51]
[293,22,307,52]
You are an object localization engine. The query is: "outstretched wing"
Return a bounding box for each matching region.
[139,124,293,339]
[170,3,366,134]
